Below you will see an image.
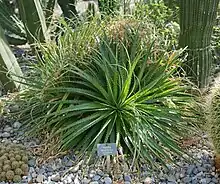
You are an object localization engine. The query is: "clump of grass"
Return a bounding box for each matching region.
[206,87,220,153]
[205,76,220,171]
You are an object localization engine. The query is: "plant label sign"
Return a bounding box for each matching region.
[97,143,117,156]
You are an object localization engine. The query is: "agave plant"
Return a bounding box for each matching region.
[15,19,195,167]
[0,0,56,45]
[17,0,55,43]
[0,0,26,45]
[0,25,23,91]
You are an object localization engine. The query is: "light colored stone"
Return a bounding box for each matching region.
[74,175,80,184]
[144,177,152,184]
[28,176,33,183]
[72,165,79,173]
[124,174,132,182]
[90,182,99,184]
[3,126,12,132]
[104,177,112,184]
[32,172,37,178]
[51,174,61,182]
[167,175,175,182]
[36,174,44,183]
[89,173,95,178]
[123,163,129,172]
[81,178,91,184]
[66,175,72,184]
[179,173,185,178]
[13,121,22,129]
[92,175,101,181]
[202,150,210,155]
[28,159,36,167]
[1,132,10,138]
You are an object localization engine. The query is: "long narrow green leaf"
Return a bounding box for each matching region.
[17,0,49,43]
[0,26,23,91]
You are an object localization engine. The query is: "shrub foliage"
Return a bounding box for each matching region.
[206,87,220,154]
[15,18,195,167]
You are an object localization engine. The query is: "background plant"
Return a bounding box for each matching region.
[0,0,56,92]
[205,85,220,171]
[0,0,26,45]
[212,4,220,71]
[57,0,78,24]
[134,0,178,25]
[0,0,56,45]
[14,17,196,167]
[0,25,23,91]
[207,88,220,152]
[212,25,220,67]
[179,0,220,88]
[133,1,179,50]
[98,0,120,16]
[163,0,179,11]
[17,0,56,44]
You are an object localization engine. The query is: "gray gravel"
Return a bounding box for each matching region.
[0,105,220,184]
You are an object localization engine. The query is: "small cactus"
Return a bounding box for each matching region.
[15,168,23,175]
[4,160,11,165]
[0,143,29,182]
[5,170,14,181]
[11,161,19,169]
[19,161,24,166]
[13,175,22,182]
[8,153,15,158]
[3,165,11,172]
[5,147,11,153]
[10,157,16,162]
[1,155,8,161]
[21,164,28,173]
[22,155,28,162]
[15,155,22,161]
[0,150,5,155]
[0,172,6,181]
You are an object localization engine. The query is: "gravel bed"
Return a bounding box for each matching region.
[0,112,219,184]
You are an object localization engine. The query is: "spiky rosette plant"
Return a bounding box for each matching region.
[14,18,197,168]
[0,143,29,182]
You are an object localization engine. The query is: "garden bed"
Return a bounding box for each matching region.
[0,107,219,183]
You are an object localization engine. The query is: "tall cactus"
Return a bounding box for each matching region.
[179,0,219,88]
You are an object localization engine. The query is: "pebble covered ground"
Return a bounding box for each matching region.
[0,111,219,184]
